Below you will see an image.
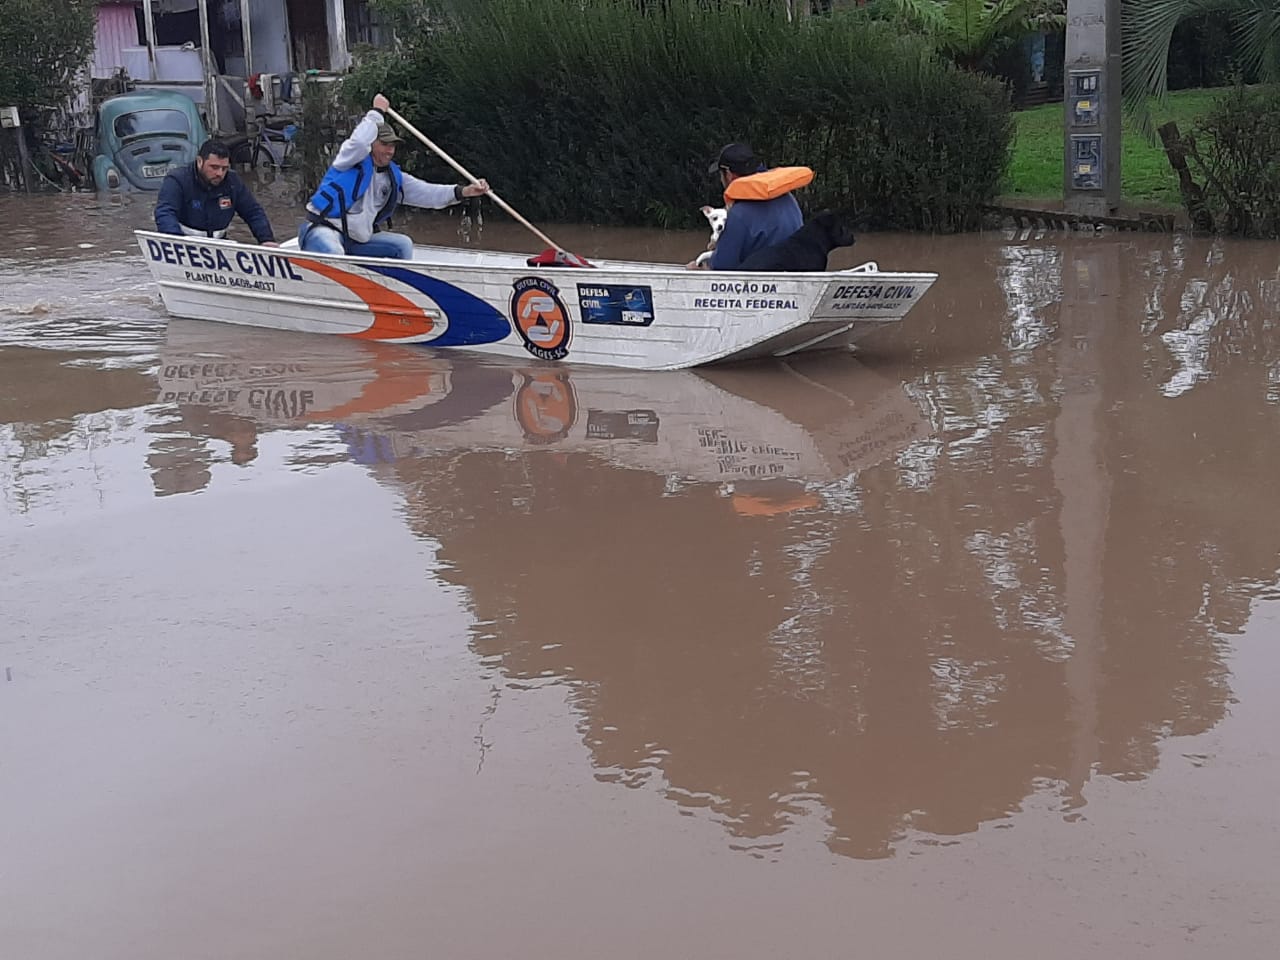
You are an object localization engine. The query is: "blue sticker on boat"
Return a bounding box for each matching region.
[368,265,512,346]
[576,284,655,327]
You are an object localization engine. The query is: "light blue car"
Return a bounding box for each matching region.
[92,91,208,191]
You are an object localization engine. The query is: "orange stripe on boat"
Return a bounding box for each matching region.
[290,257,436,340]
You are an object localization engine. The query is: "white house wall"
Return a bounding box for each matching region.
[97,0,359,80]
[93,2,143,79]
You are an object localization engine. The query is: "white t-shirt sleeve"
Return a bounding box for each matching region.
[400,173,459,210]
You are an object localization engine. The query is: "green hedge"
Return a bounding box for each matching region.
[348,0,1013,232]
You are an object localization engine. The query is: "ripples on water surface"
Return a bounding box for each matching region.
[2,192,1279,958]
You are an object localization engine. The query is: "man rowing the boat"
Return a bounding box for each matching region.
[685,143,808,270]
[299,93,491,259]
[154,139,278,246]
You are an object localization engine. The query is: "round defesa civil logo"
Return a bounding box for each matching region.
[510,276,571,361]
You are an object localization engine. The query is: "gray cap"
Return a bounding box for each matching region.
[375,122,404,144]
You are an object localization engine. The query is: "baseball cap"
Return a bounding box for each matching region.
[375,122,404,144]
[709,143,758,175]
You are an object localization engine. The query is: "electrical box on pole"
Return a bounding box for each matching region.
[1064,0,1121,215]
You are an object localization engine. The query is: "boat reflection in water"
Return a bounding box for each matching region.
[155,318,931,498]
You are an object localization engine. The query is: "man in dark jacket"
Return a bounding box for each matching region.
[154,140,277,245]
[686,143,803,270]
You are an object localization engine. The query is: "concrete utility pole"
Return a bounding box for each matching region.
[1063,0,1122,215]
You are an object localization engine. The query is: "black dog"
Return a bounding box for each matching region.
[737,210,855,272]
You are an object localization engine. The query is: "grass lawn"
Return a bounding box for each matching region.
[1004,88,1221,207]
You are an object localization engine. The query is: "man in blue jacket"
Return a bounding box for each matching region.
[687,143,803,270]
[154,140,277,245]
[299,93,490,259]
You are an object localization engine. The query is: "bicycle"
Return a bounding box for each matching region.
[251,118,298,171]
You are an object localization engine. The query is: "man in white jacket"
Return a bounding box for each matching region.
[299,93,490,258]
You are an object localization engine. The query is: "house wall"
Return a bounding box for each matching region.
[100,0,361,80]
[222,0,291,77]
[94,1,290,79]
[93,2,142,80]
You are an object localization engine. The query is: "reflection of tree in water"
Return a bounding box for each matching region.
[1094,239,1280,776]
[0,347,154,512]
[993,237,1276,780]
[396,454,822,846]
[146,407,260,497]
[0,348,153,452]
[368,237,1274,861]
[1138,236,1280,398]
[380,423,1227,860]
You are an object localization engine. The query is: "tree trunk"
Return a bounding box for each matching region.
[1158,121,1212,232]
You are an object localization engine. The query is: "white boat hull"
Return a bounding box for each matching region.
[137,230,937,371]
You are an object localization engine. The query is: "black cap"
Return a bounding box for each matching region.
[709,143,758,176]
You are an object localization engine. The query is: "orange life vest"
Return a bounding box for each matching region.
[723,166,814,206]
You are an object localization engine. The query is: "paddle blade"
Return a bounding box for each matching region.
[527,247,595,268]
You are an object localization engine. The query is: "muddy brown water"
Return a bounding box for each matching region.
[2,188,1279,958]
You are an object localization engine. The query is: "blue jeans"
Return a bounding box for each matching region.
[297,222,415,260]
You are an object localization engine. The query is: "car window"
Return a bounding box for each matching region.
[113,109,191,140]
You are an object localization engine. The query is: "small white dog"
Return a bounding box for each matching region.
[694,205,727,267]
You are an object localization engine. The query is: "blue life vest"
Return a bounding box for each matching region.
[307,156,405,236]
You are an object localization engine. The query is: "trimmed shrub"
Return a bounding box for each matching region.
[349,0,1013,231]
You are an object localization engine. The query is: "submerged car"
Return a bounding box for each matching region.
[92,91,208,191]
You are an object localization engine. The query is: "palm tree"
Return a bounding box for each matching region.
[871,0,1065,72]
[1123,0,1280,118]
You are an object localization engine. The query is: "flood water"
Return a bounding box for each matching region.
[2,188,1279,959]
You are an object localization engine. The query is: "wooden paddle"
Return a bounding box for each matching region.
[383,106,592,267]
